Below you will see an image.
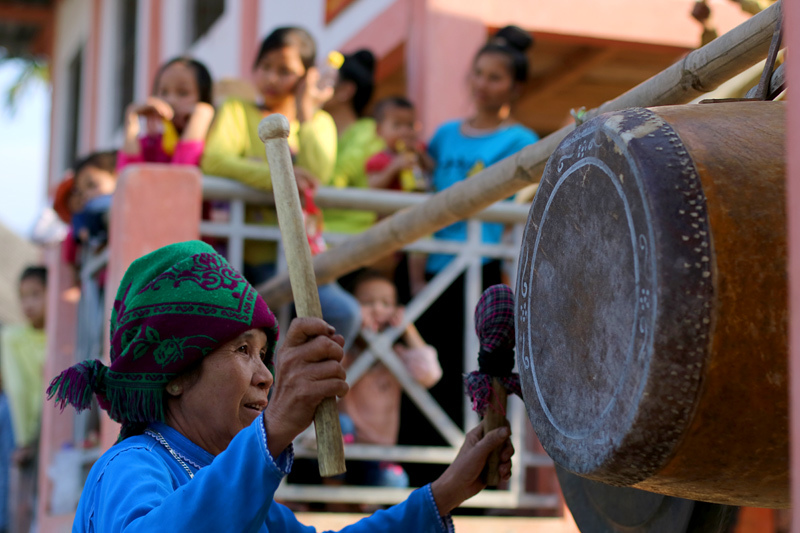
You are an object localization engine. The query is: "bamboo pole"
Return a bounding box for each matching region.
[259,1,782,308]
[258,114,346,477]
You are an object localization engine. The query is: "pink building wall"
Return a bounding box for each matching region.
[55,0,751,180]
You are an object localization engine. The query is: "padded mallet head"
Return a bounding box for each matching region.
[474,284,516,377]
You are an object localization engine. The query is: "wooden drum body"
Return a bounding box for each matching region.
[516,102,787,507]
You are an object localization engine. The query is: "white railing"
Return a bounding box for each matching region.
[71,246,109,476]
[200,175,559,510]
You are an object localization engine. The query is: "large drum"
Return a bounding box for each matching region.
[516,102,787,507]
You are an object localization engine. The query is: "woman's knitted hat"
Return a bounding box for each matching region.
[47,241,278,438]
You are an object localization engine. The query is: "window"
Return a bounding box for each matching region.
[188,0,224,44]
[116,0,138,129]
[64,47,83,169]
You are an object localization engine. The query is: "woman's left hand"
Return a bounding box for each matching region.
[430,425,514,516]
[296,67,334,123]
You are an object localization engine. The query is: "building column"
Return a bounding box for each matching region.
[786,0,800,526]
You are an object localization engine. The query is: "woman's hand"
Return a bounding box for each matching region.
[295,67,334,123]
[430,425,513,516]
[389,306,405,329]
[123,97,175,154]
[12,445,36,467]
[128,97,175,122]
[263,318,348,458]
[294,166,319,193]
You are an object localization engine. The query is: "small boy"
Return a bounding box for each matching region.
[71,151,118,244]
[365,96,434,192]
[339,270,442,487]
[1,266,47,533]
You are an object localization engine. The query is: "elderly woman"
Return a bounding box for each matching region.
[48,241,512,532]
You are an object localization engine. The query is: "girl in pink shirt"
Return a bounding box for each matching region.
[117,57,215,170]
[339,270,442,487]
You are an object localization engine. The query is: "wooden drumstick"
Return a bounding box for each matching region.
[258,114,346,477]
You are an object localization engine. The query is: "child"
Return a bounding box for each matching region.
[71,151,118,245]
[339,270,442,487]
[201,27,361,350]
[201,26,335,203]
[365,96,433,192]
[1,266,47,533]
[118,57,215,170]
[322,49,385,235]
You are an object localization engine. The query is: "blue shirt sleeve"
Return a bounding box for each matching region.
[513,126,539,152]
[76,416,452,533]
[427,121,453,162]
[265,485,453,533]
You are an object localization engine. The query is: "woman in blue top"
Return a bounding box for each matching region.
[424,25,539,277]
[407,26,538,452]
[46,241,513,533]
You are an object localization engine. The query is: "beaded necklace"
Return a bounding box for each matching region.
[145,429,195,479]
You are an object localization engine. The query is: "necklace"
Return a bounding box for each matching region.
[461,117,514,137]
[145,429,195,479]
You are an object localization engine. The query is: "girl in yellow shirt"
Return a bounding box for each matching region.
[201,27,360,350]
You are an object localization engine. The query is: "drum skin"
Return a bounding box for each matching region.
[516,102,787,507]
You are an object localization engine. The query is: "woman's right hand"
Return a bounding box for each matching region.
[293,166,319,193]
[390,152,417,173]
[128,97,174,121]
[295,67,334,123]
[263,318,348,458]
[123,97,175,150]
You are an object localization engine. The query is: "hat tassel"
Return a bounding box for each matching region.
[47,359,108,412]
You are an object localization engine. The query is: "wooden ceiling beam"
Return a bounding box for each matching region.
[528,47,618,100]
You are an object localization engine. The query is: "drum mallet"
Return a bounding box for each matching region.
[465,284,522,486]
[259,114,346,477]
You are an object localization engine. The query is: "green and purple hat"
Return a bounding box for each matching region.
[48,241,278,438]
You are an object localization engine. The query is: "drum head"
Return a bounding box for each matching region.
[516,108,714,485]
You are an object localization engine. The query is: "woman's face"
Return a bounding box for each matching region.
[168,328,272,454]
[155,62,201,131]
[253,46,306,109]
[469,52,516,112]
[74,166,116,204]
[355,278,397,332]
[19,277,46,329]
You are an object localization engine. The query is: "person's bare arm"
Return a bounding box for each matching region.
[180,102,215,142]
[390,307,427,349]
[122,98,174,155]
[295,67,334,124]
[415,146,436,173]
[367,154,411,189]
[408,253,428,297]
